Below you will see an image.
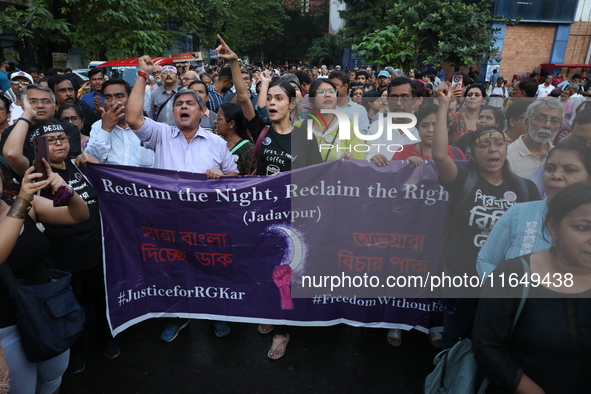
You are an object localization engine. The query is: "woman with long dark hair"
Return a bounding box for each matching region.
[474,183,591,393]
[216,35,321,359]
[433,82,540,349]
[214,103,253,175]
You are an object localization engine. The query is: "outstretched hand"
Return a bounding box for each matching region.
[215,35,238,62]
[259,70,272,84]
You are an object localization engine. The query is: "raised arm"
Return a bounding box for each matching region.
[215,35,256,121]
[3,97,36,177]
[256,70,272,109]
[126,56,153,130]
[433,82,458,185]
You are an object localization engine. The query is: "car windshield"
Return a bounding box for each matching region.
[103,65,141,86]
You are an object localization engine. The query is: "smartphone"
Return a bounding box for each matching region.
[451,75,463,90]
[33,136,50,181]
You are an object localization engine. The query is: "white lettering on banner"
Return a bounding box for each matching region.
[307,110,418,142]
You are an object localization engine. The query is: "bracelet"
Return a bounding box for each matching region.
[137,71,150,81]
[53,185,74,207]
[7,196,32,219]
[17,117,32,126]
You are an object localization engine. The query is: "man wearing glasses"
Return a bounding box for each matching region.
[1,84,81,186]
[181,70,199,88]
[4,71,34,124]
[147,65,181,126]
[507,97,564,178]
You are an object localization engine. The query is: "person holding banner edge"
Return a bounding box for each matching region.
[126,55,239,343]
[433,82,539,349]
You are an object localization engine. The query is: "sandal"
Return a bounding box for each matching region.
[267,334,290,360]
[258,324,275,334]
[387,329,402,347]
[428,331,443,348]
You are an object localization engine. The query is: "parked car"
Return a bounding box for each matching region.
[99,57,173,86]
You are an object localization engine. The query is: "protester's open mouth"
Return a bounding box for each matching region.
[488,158,501,164]
[268,109,278,115]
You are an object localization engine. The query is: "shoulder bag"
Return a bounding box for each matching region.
[0,264,85,362]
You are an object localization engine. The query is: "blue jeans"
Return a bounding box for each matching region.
[0,325,69,394]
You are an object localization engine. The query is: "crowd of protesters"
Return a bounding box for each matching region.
[0,34,590,393]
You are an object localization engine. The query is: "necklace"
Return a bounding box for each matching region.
[493,179,503,186]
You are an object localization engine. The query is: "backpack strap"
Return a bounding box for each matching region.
[454,170,477,215]
[231,139,249,154]
[511,174,530,201]
[249,125,270,175]
[153,94,174,122]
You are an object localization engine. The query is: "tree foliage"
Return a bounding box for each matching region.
[305,34,344,67]
[344,0,517,69]
[0,0,69,43]
[62,0,203,60]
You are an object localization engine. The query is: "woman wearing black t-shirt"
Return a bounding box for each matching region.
[216,35,321,360]
[433,82,540,349]
[22,118,118,373]
[0,160,89,392]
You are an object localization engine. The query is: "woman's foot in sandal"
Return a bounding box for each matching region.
[258,324,274,334]
[268,334,290,360]
[387,329,402,347]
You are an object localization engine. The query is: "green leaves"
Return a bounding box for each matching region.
[342,0,515,69]
[306,34,343,66]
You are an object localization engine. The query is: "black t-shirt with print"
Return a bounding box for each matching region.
[247,112,322,176]
[41,160,102,273]
[441,166,540,276]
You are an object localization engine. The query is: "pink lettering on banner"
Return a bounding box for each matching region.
[337,250,383,272]
[194,252,233,267]
[353,233,425,251]
[140,243,187,263]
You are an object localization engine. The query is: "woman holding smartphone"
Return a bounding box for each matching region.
[0,159,88,393]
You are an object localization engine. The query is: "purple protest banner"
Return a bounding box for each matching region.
[80,160,449,336]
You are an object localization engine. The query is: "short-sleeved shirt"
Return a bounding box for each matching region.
[441,166,540,276]
[41,160,102,273]
[247,113,322,176]
[506,135,552,179]
[132,117,237,174]
[206,85,224,113]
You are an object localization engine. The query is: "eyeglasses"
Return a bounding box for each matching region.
[162,71,176,75]
[47,135,70,145]
[28,98,53,105]
[181,77,197,81]
[61,116,81,123]
[316,89,337,95]
[11,80,29,86]
[530,115,562,127]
